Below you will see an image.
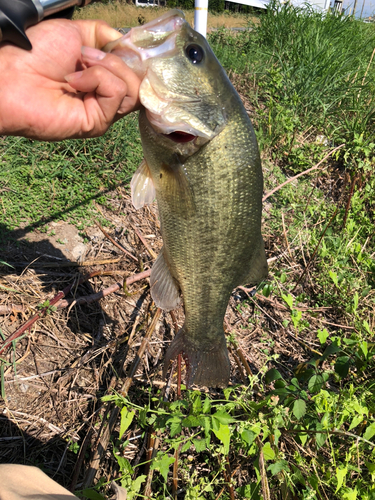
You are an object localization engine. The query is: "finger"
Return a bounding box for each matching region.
[80,49,141,114]
[94,21,124,48]
[72,20,123,49]
[65,64,139,137]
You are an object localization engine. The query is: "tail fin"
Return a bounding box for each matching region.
[163,327,230,388]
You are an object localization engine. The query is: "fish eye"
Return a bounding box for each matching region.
[185,44,204,64]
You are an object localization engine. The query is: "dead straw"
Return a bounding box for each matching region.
[0,270,151,355]
[83,308,162,488]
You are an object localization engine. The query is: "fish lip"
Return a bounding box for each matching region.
[162,131,197,143]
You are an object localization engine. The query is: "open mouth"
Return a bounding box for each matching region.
[163,131,196,143]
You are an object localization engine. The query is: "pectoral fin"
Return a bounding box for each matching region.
[130,159,156,209]
[159,158,195,216]
[150,249,180,311]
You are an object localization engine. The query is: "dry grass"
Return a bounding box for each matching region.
[73,1,258,28]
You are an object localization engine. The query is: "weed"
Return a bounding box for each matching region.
[94,353,375,499]
[210,2,375,183]
[73,1,258,29]
[0,114,142,241]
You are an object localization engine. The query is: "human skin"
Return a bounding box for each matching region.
[0,18,141,141]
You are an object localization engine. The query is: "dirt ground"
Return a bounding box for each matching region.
[0,179,340,494]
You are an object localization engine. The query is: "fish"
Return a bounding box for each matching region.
[105,10,268,388]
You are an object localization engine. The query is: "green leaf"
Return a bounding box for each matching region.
[0,260,14,268]
[192,438,207,453]
[363,422,375,441]
[308,374,324,393]
[237,483,261,499]
[362,320,373,335]
[151,454,175,482]
[213,410,235,425]
[81,490,105,500]
[120,407,134,439]
[359,341,368,359]
[262,283,273,297]
[299,432,308,446]
[315,424,327,449]
[1,364,5,401]
[182,415,201,428]
[181,440,192,453]
[241,429,256,446]
[265,368,283,384]
[139,408,147,428]
[321,341,341,361]
[274,379,286,389]
[192,392,202,414]
[169,420,182,437]
[115,455,133,475]
[281,293,294,309]
[342,487,357,500]
[365,461,375,474]
[273,428,281,448]
[267,460,290,475]
[317,328,329,344]
[212,423,230,455]
[202,397,211,413]
[262,442,275,460]
[329,270,339,287]
[293,399,306,420]
[223,387,234,400]
[349,415,363,431]
[353,291,359,312]
[335,466,347,493]
[335,356,350,379]
[129,475,146,496]
[203,416,212,446]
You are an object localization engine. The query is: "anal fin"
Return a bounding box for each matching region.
[150,249,180,311]
[131,158,156,209]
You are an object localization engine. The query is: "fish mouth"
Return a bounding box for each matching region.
[145,107,213,141]
[163,131,197,143]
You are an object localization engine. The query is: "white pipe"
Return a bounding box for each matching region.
[194,0,208,37]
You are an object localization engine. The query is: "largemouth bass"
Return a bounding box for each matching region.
[106,10,268,388]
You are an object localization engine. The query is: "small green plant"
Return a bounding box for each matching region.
[37,300,57,314]
[100,346,375,500]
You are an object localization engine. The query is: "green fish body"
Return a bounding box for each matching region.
[106,10,268,387]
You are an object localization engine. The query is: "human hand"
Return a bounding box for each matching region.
[0,19,141,140]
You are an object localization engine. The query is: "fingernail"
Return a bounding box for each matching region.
[81,46,106,61]
[65,71,83,82]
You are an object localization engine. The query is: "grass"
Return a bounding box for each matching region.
[73,1,258,28]
[0,114,142,241]
[210,2,375,161]
[1,2,375,499]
